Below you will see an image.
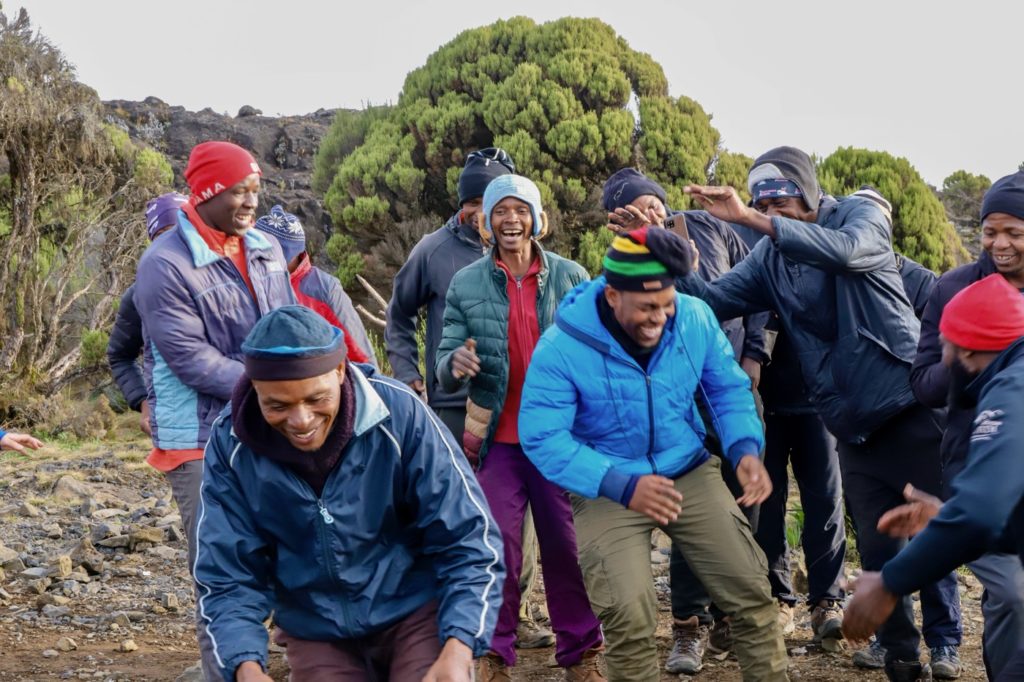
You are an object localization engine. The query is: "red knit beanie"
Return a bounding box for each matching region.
[940,274,1024,351]
[184,141,261,205]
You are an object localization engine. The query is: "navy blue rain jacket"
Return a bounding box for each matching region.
[676,197,919,444]
[882,338,1024,594]
[193,365,504,678]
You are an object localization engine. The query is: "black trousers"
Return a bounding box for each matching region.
[839,404,961,662]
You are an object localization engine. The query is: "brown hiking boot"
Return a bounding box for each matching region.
[477,653,512,682]
[810,600,844,642]
[665,616,709,674]
[516,615,556,649]
[564,647,606,682]
[707,617,733,654]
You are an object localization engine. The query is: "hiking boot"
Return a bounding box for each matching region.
[778,601,796,636]
[477,653,512,682]
[884,660,932,681]
[853,641,887,669]
[665,616,709,674]
[707,617,733,654]
[564,647,606,682]
[811,600,844,642]
[929,646,962,679]
[517,615,556,649]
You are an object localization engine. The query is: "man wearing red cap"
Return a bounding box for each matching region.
[844,274,1024,674]
[909,171,1024,679]
[133,141,295,681]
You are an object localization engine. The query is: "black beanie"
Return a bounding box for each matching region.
[747,146,821,210]
[602,168,668,212]
[981,171,1024,221]
[242,305,347,381]
[457,148,515,205]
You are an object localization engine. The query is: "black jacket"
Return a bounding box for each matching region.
[883,337,1024,595]
[896,254,937,320]
[677,196,920,444]
[910,253,998,478]
[106,283,146,411]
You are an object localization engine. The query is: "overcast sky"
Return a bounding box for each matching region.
[9,0,1021,186]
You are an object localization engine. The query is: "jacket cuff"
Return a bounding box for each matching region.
[599,469,640,506]
[223,653,267,681]
[741,349,770,365]
[726,439,761,467]
[441,625,487,658]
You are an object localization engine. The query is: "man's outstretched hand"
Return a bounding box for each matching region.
[628,474,683,525]
[735,455,772,507]
[843,571,898,642]
[877,484,943,538]
[683,185,775,237]
[421,638,473,682]
[0,432,43,454]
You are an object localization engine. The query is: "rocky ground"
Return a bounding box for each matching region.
[0,420,990,680]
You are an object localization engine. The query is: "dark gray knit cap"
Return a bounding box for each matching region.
[748,146,821,210]
[242,305,346,380]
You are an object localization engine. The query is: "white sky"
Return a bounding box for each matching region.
[9,0,1022,186]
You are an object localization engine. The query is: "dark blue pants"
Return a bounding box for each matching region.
[756,413,845,607]
[839,404,962,663]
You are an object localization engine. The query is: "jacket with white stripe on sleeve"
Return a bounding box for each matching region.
[192,364,504,679]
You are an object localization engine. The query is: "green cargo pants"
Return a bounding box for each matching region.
[572,456,788,681]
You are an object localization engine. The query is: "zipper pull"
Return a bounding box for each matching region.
[317,499,335,524]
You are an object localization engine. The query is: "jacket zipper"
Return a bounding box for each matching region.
[645,374,658,473]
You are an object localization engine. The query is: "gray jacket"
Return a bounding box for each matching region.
[385,213,485,408]
[677,196,920,444]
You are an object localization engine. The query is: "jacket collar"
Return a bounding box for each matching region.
[555,276,677,368]
[966,336,1024,401]
[351,365,390,436]
[176,210,275,269]
[290,251,312,287]
[489,240,549,286]
[445,212,485,250]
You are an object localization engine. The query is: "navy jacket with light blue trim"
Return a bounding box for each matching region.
[133,210,295,450]
[882,338,1024,595]
[193,365,504,679]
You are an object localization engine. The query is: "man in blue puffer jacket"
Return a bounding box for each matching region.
[520,227,787,681]
[194,306,503,682]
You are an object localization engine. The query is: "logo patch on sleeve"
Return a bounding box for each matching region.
[970,409,1005,443]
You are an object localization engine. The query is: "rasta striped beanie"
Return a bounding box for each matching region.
[603,226,694,292]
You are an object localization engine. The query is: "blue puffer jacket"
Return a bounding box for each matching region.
[519,277,764,499]
[134,210,295,450]
[194,366,504,679]
[676,196,919,444]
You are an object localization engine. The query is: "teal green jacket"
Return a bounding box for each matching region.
[435,242,588,462]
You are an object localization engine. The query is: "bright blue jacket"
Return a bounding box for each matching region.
[134,210,295,450]
[193,366,504,679]
[519,277,763,500]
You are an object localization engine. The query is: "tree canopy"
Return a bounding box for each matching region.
[315,17,744,289]
[818,147,965,271]
[0,8,172,394]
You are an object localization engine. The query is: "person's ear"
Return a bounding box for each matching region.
[336,361,348,382]
[535,211,549,239]
[604,285,620,309]
[475,211,492,246]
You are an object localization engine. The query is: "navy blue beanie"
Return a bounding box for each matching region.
[242,306,346,380]
[457,148,516,205]
[981,171,1024,221]
[602,168,668,212]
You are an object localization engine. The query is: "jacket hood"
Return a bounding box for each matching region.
[445,212,484,250]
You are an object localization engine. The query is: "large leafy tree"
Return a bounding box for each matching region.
[316,17,744,290]
[818,147,965,271]
[0,8,172,393]
[939,170,991,256]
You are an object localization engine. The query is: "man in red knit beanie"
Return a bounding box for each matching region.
[133,140,294,681]
[845,274,1024,679]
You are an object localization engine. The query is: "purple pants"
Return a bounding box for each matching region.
[476,442,603,667]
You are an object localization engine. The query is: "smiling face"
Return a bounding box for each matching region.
[489,196,533,253]
[605,285,676,348]
[252,365,345,451]
[628,194,668,224]
[195,173,261,237]
[753,196,817,223]
[982,212,1024,288]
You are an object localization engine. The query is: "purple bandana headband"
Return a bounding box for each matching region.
[751,178,803,202]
